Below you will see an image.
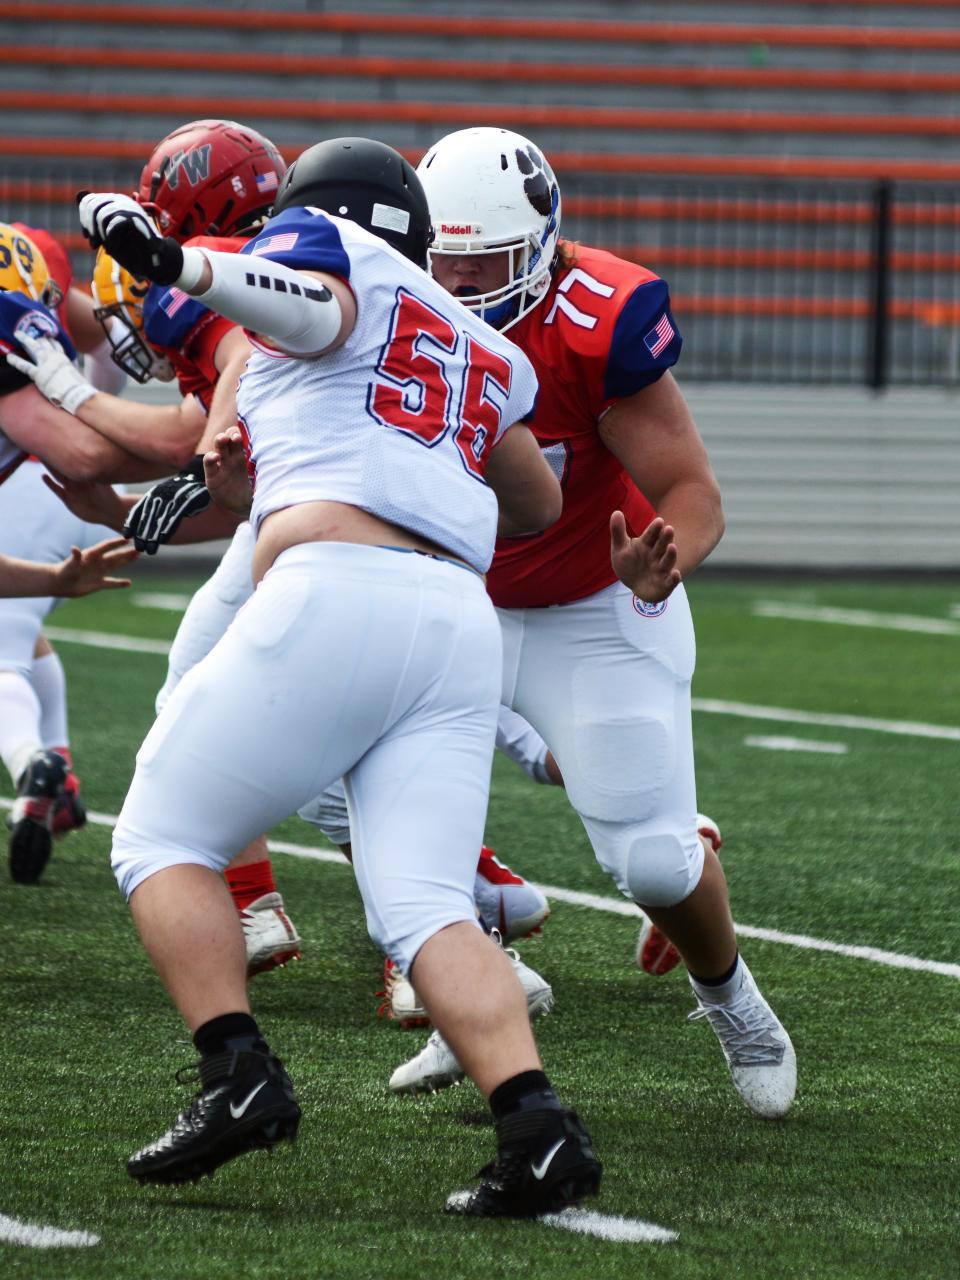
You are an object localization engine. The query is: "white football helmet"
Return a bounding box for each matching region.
[417,127,561,330]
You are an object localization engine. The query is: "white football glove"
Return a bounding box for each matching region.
[77,191,185,285]
[6,332,98,415]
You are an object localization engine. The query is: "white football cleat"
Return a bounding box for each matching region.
[378,957,430,1028]
[688,959,796,1118]
[474,846,550,942]
[388,1027,463,1095]
[240,892,302,978]
[635,814,722,976]
[388,944,553,1095]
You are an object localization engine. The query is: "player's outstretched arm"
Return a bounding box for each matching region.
[0,384,172,483]
[0,538,137,598]
[9,328,205,471]
[78,192,355,358]
[486,423,562,537]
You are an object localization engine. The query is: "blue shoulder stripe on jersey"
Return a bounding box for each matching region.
[241,207,351,280]
[0,292,77,395]
[143,281,212,350]
[604,278,682,399]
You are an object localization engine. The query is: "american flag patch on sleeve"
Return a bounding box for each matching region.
[643,313,675,358]
[160,287,191,318]
[250,232,299,257]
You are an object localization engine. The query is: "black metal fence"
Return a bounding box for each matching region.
[3,164,959,388]
[560,175,960,389]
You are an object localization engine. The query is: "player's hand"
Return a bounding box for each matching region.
[76,191,184,285]
[122,457,212,554]
[6,331,98,414]
[203,429,254,516]
[52,538,138,597]
[42,471,131,532]
[610,510,682,604]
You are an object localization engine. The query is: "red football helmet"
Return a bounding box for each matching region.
[136,119,287,243]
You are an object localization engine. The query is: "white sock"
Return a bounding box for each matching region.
[0,670,43,785]
[690,954,745,1005]
[31,650,70,750]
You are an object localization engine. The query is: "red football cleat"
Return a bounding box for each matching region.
[52,771,87,838]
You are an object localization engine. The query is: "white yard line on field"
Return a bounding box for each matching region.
[36,627,960,744]
[0,1213,99,1249]
[132,592,193,611]
[692,697,960,743]
[745,735,849,755]
[6,802,957,982]
[754,601,960,636]
[44,626,172,656]
[541,1208,677,1243]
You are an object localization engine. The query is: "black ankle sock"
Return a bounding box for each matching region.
[193,1012,267,1058]
[689,951,740,988]
[489,1070,560,1121]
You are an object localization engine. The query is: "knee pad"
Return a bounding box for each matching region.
[564,705,672,824]
[624,828,703,909]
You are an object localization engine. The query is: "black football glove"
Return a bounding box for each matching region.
[122,457,211,555]
[76,191,184,285]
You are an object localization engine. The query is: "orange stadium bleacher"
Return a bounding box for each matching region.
[3,88,960,141]
[3,3,960,49]
[3,44,960,96]
[3,135,960,184]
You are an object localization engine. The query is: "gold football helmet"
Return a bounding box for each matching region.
[0,222,62,309]
[91,245,169,383]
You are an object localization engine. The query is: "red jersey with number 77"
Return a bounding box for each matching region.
[485,244,682,609]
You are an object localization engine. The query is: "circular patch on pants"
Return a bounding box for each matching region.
[632,596,668,618]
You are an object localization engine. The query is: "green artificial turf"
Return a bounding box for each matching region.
[1,573,957,1279]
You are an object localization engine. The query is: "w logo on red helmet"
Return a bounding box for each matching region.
[166,145,212,190]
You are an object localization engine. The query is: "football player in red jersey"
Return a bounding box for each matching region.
[408,127,797,1120]
[13,121,306,971]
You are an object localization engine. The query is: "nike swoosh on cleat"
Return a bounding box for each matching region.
[229,1080,268,1119]
[531,1138,566,1181]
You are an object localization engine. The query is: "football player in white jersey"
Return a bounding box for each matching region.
[77,137,602,1217]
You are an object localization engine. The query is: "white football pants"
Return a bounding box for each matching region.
[112,542,502,972]
[498,580,704,909]
[155,520,256,714]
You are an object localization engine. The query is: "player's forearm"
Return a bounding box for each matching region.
[76,395,202,471]
[655,479,725,578]
[165,503,244,544]
[0,554,62,598]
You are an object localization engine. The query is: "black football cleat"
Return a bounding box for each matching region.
[445,1106,602,1217]
[8,749,68,884]
[127,1049,301,1186]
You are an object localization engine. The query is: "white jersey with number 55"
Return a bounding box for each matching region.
[236,207,539,573]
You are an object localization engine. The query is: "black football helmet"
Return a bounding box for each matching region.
[272,137,432,267]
